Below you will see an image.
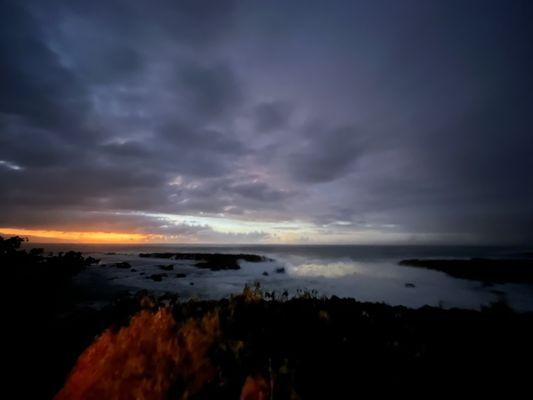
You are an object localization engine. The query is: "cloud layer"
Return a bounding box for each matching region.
[1,0,532,243]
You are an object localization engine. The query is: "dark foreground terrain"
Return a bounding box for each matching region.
[4,236,533,399]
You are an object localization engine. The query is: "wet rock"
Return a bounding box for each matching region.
[275,267,286,274]
[148,273,167,282]
[113,262,132,269]
[139,252,271,271]
[262,272,269,276]
[85,256,100,265]
[399,258,533,284]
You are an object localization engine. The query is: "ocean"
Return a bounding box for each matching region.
[35,244,533,311]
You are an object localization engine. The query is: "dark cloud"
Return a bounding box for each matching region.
[0,0,532,243]
[287,125,366,183]
[253,101,292,132]
[76,46,144,84]
[99,141,151,158]
[230,181,292,202]
[32,0,237,48]
[0,1,89,131]
[177,63,244,117]
[159,121,244,155]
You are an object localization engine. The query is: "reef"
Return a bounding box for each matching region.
[138,252,270,271]
[399,258,533,284]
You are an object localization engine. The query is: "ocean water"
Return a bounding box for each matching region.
[37,244,533,311]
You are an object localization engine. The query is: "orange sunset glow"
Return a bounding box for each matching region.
[0,227,151,243]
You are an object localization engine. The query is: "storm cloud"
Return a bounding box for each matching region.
[0,0,532,243]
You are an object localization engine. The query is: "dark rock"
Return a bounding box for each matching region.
[113,262,132,269]
[175,273,187,278]
[399,258,533,284]
[139,252,174,259]
[275,267,286,274]
[262,271,269,276]
[159,264,174,271]
[85,256,100,265]
[138,252,271,271]
[131,268,137,272]
[405,282,416,288]
[190,282,194,286]
[148,273,167,282]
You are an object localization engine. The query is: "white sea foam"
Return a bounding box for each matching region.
[288,261,360,278]
[58,244,533,311]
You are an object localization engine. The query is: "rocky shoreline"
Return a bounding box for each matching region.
[399,258,533,284]
[138,252,270,271]
[4,236,533,398]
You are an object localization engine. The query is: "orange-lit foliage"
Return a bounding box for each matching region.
[55,308,219,400]
[240,375,270,400]
[241,284,264,303]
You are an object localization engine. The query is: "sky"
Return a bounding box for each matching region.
[0,0,532,244]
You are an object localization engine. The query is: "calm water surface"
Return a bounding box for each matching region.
[36,244,533,311]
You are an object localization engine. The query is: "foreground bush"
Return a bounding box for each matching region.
[54,286,533,399]
[56,309,220,400]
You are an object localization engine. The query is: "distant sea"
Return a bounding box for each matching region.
[34,244,533,311]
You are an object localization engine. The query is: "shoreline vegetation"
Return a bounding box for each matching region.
[4,236,533,398]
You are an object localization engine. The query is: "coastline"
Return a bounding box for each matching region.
[4,237,533,398]
[67,245,533,312]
